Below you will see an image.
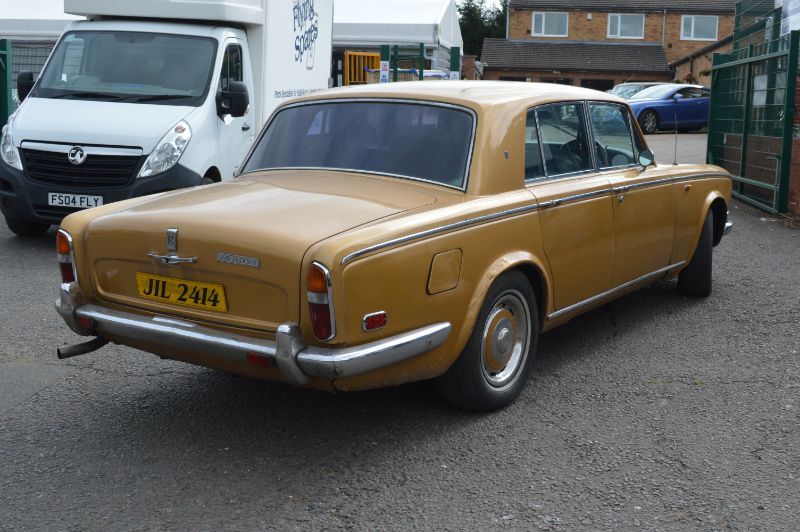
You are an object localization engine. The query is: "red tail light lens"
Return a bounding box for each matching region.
[307,262,335,341]
[56,229,77,283]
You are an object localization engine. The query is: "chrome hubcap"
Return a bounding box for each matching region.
[644,113,656,132]
[481,290,531,388]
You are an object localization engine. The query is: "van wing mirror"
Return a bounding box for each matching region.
[216,81,249,118]
[17,71,35,102]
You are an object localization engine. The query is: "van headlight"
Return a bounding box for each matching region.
[138,121,192,178]
[1,115,23,171]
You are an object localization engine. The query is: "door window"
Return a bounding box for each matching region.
[677,87,704,99]
[589,103,636,169]
[536,102,593,176]
[220,44,243,90]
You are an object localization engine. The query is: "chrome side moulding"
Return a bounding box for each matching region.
[54,283,451,385]
[548,261,687,320]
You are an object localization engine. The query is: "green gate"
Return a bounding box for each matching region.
[708,1,800,214]
[1,39,12,127]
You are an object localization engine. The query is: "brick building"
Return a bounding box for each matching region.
[482,0,736,90]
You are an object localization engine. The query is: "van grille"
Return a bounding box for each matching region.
[22,148,142,188]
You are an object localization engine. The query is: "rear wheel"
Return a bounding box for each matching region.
[678,211,713,297]
[437,271,539,412]
[4,216,50,237]
[639,110,659,134]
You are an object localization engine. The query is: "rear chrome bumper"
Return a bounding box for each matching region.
[55,283,451,385]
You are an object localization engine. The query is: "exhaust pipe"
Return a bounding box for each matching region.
[57,336,109,359]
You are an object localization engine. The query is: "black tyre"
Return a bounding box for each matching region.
[4,216,50,237]
[437,271,539,412]
[678,211,713,297]
[639,110,659,134]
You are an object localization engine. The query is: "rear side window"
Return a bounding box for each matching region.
[524,110,545,179]
[536,102,593,176]
[588,103,636,169]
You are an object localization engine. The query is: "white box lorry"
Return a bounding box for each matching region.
[0,0,333,236]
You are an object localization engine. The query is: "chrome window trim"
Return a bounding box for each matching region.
[548,261,687,320]
[342,171,729,266]
[309,261,337,342]
[238,98,478,192]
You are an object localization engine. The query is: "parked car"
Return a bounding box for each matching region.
[628,84,711,134]
[54,82,733,411]
[608,81,666,100]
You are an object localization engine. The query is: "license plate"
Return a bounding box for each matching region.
[135,273,228,312]
[48,192,103,209]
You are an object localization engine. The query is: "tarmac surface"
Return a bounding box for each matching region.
[1,134,798,529]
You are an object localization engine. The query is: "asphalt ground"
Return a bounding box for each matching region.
[1,134,798,529]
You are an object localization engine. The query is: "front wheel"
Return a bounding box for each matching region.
[639,110,659,134]
[678,211,713,297]
[4,216,51,237]
[437,271,539,412]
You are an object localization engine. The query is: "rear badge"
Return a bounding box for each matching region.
[217,252,260,269]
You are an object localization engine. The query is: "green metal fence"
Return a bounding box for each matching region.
[1,39,12,127]
[708,30,799,213]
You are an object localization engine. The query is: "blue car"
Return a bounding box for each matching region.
[628,84,711,134]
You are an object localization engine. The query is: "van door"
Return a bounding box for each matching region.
[216,40,255,179]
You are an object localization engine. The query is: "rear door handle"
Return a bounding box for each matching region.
[242,124,251,131]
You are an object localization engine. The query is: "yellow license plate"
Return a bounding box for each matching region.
[135,272,228,312]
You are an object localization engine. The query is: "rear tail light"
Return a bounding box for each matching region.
[307,262,335,341]
[56,229,78,283]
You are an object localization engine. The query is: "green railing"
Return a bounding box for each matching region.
[1,39,12,127]
[708,30,799,214]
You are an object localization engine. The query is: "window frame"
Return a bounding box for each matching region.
[531,11,569,38]
[525,100,645,184]
[607,13,646,40]
[680,15,719,41]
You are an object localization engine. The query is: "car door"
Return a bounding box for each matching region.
[526,102,615,312]
[672,87,707,128]
[589,102,676,286]
[217,40,255,179]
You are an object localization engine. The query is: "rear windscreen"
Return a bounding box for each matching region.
[242,101,474,189]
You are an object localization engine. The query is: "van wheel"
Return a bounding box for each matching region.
[678,211,713,297]
[4,216,50,237]
[437,271,538,412]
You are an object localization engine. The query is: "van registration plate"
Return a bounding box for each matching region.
[48,192,103,209]
[135,272,228,312]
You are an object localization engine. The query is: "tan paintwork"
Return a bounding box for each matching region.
[59,81,732,392]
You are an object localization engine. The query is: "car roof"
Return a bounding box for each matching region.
[290,80,627,111]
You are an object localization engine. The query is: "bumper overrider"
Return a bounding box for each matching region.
[54,283,452,385]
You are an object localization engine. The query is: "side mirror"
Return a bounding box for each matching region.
[638,148,655,168]
[673,93,685,101]
[17,71,35,102]
[216,81,249,118]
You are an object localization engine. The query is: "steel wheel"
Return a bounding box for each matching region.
[437,271,539,412]
[480,289,531,389]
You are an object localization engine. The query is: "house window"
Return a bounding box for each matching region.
[608,14,645,39]
[532,12,569,37]
[681,15,718,41]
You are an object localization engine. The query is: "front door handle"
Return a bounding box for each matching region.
[242,123,251,131]
[618,195,625,204]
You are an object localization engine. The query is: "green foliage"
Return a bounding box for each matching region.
[457,0,507,57]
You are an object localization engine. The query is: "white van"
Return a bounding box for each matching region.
[0,0,333,236]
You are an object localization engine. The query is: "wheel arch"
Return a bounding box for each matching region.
[203,167,222,183]
[454,252,551,356]
[709,196,727,246]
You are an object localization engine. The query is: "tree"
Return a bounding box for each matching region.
[457,0,507,58]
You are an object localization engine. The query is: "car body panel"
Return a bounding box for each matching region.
[56,81,732,392]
